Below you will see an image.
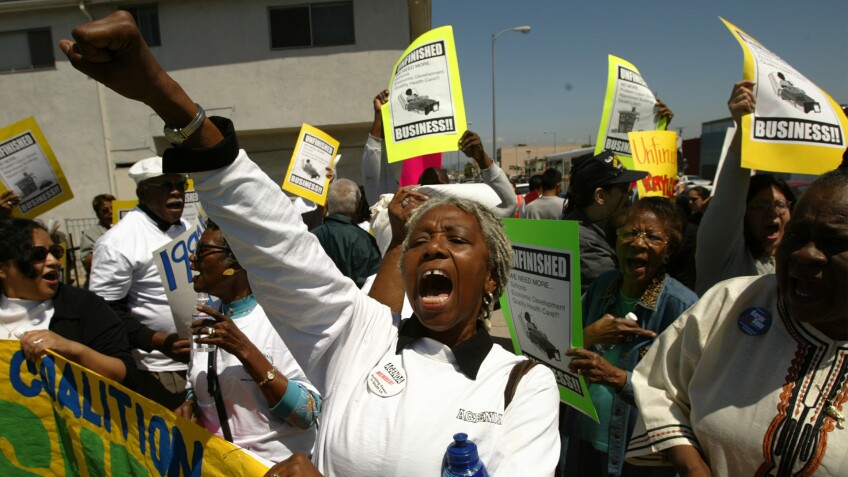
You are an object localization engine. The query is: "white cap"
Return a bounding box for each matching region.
[128,156,164,185]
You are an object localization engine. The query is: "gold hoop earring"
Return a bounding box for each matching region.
[223,268,236,276]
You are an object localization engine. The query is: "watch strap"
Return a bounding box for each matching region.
[258,367,277,387]
[164,103,206,144]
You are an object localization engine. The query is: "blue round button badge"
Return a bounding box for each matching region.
[738,307,772,336]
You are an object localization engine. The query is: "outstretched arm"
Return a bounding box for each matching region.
[60,11,223,150]
[459,130,517,217]
[695,81,755,295]
[62,12,393,393]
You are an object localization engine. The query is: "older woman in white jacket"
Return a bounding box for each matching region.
[61,12,560,477]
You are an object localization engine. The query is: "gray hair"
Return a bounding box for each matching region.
[327,178,360,218]
[401,195,512,303]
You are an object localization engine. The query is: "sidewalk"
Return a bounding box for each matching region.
[488,308,514,351]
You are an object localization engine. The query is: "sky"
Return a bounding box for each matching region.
[430,0,848,153]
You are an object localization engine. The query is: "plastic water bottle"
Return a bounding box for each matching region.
[192,292,215,352]
[592,312,639,354]
[442,433,489,477]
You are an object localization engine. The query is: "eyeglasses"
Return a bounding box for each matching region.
[747,200,789,213]
[194,242,230,258]
[616,228,668,247]
[30,244,65,262]
[144,180,188,192]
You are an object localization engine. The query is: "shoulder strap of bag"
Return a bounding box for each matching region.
[207,348,234,442]
[504,359,539,409]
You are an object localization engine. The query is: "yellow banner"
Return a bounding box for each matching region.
[627,130,678,199]
[0,340,267,476]
[721,17,846,174]
[595,55,667,159]
[382,26,468,163]
[0,117,74,219]
[281,124,339,206]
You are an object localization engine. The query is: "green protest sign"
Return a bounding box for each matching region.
[500,218,597,421]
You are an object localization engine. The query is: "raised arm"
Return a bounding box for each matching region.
[61,12,393,391]
[362,90,402,205]
[459,131,518,217]
[695,81,755,295]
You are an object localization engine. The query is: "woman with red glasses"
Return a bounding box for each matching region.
[0,218,135,388]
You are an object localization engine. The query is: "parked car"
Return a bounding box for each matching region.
[514,183,530,195]
[680,175,713,191]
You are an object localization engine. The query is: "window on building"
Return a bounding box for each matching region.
[269,2,355,49]
[0,28,55,72]
[122,4,161,47]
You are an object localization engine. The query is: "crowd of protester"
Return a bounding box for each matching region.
[0,11,845,477]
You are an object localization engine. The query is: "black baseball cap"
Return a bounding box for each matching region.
[572,151,647,188]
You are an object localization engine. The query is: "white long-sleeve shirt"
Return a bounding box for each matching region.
[188,148,559,476]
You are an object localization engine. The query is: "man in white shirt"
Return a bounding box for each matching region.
[89,157,191,409]
[522,168,564,220]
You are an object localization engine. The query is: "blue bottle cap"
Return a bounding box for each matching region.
[446,433,478,468]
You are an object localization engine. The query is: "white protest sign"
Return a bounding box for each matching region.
[153,221,205,338]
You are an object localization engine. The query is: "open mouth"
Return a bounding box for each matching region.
[763,225,780,240]
[41,270,59,283]
[166,200,184,210]
[626,258,648,273]
[418,269,453,307]
[789,277,825,303]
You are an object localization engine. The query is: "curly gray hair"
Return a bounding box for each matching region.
[400,196,512,320]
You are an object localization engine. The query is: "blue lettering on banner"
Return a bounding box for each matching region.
[8,352,205,475]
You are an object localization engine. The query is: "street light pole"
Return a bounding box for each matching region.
[492,25,531,165]
[544,130,557,153]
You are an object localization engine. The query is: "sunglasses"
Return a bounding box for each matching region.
[194,242,230,257]
[144,180,188,192]
[30,244,65,262]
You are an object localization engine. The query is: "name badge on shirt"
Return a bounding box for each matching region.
[367,354,407,398]
[738,307,772,336]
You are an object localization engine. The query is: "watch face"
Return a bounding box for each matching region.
[164,128,184,144]
[266,370,275,381]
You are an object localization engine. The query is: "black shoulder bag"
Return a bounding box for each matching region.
[207,348,234,442]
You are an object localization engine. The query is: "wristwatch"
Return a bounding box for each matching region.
[163,104,206,145]
[258,367,277,387]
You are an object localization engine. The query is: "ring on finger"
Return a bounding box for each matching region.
[401,198,410,208]
[209,328,216,338]
[32,338,44,345]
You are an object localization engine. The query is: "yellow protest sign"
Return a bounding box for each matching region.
[111,200,138,225]
[281,124,339,206]
[595,56,667,159]
[0,117,74,219]
[721,17,846,174]
[382,26,467,163]
[627,130,678,199]
[0,340,268,476]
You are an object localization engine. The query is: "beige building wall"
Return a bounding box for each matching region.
[498,143,583,177]
[0,0,422,224]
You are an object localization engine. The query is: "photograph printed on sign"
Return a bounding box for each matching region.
[390,39,456,143]
[290,133,334,195]
[507,243,579,392]
[0,132,62,214]
[735,29,843,147]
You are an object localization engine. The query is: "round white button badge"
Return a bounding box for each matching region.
[367,354,407,397]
